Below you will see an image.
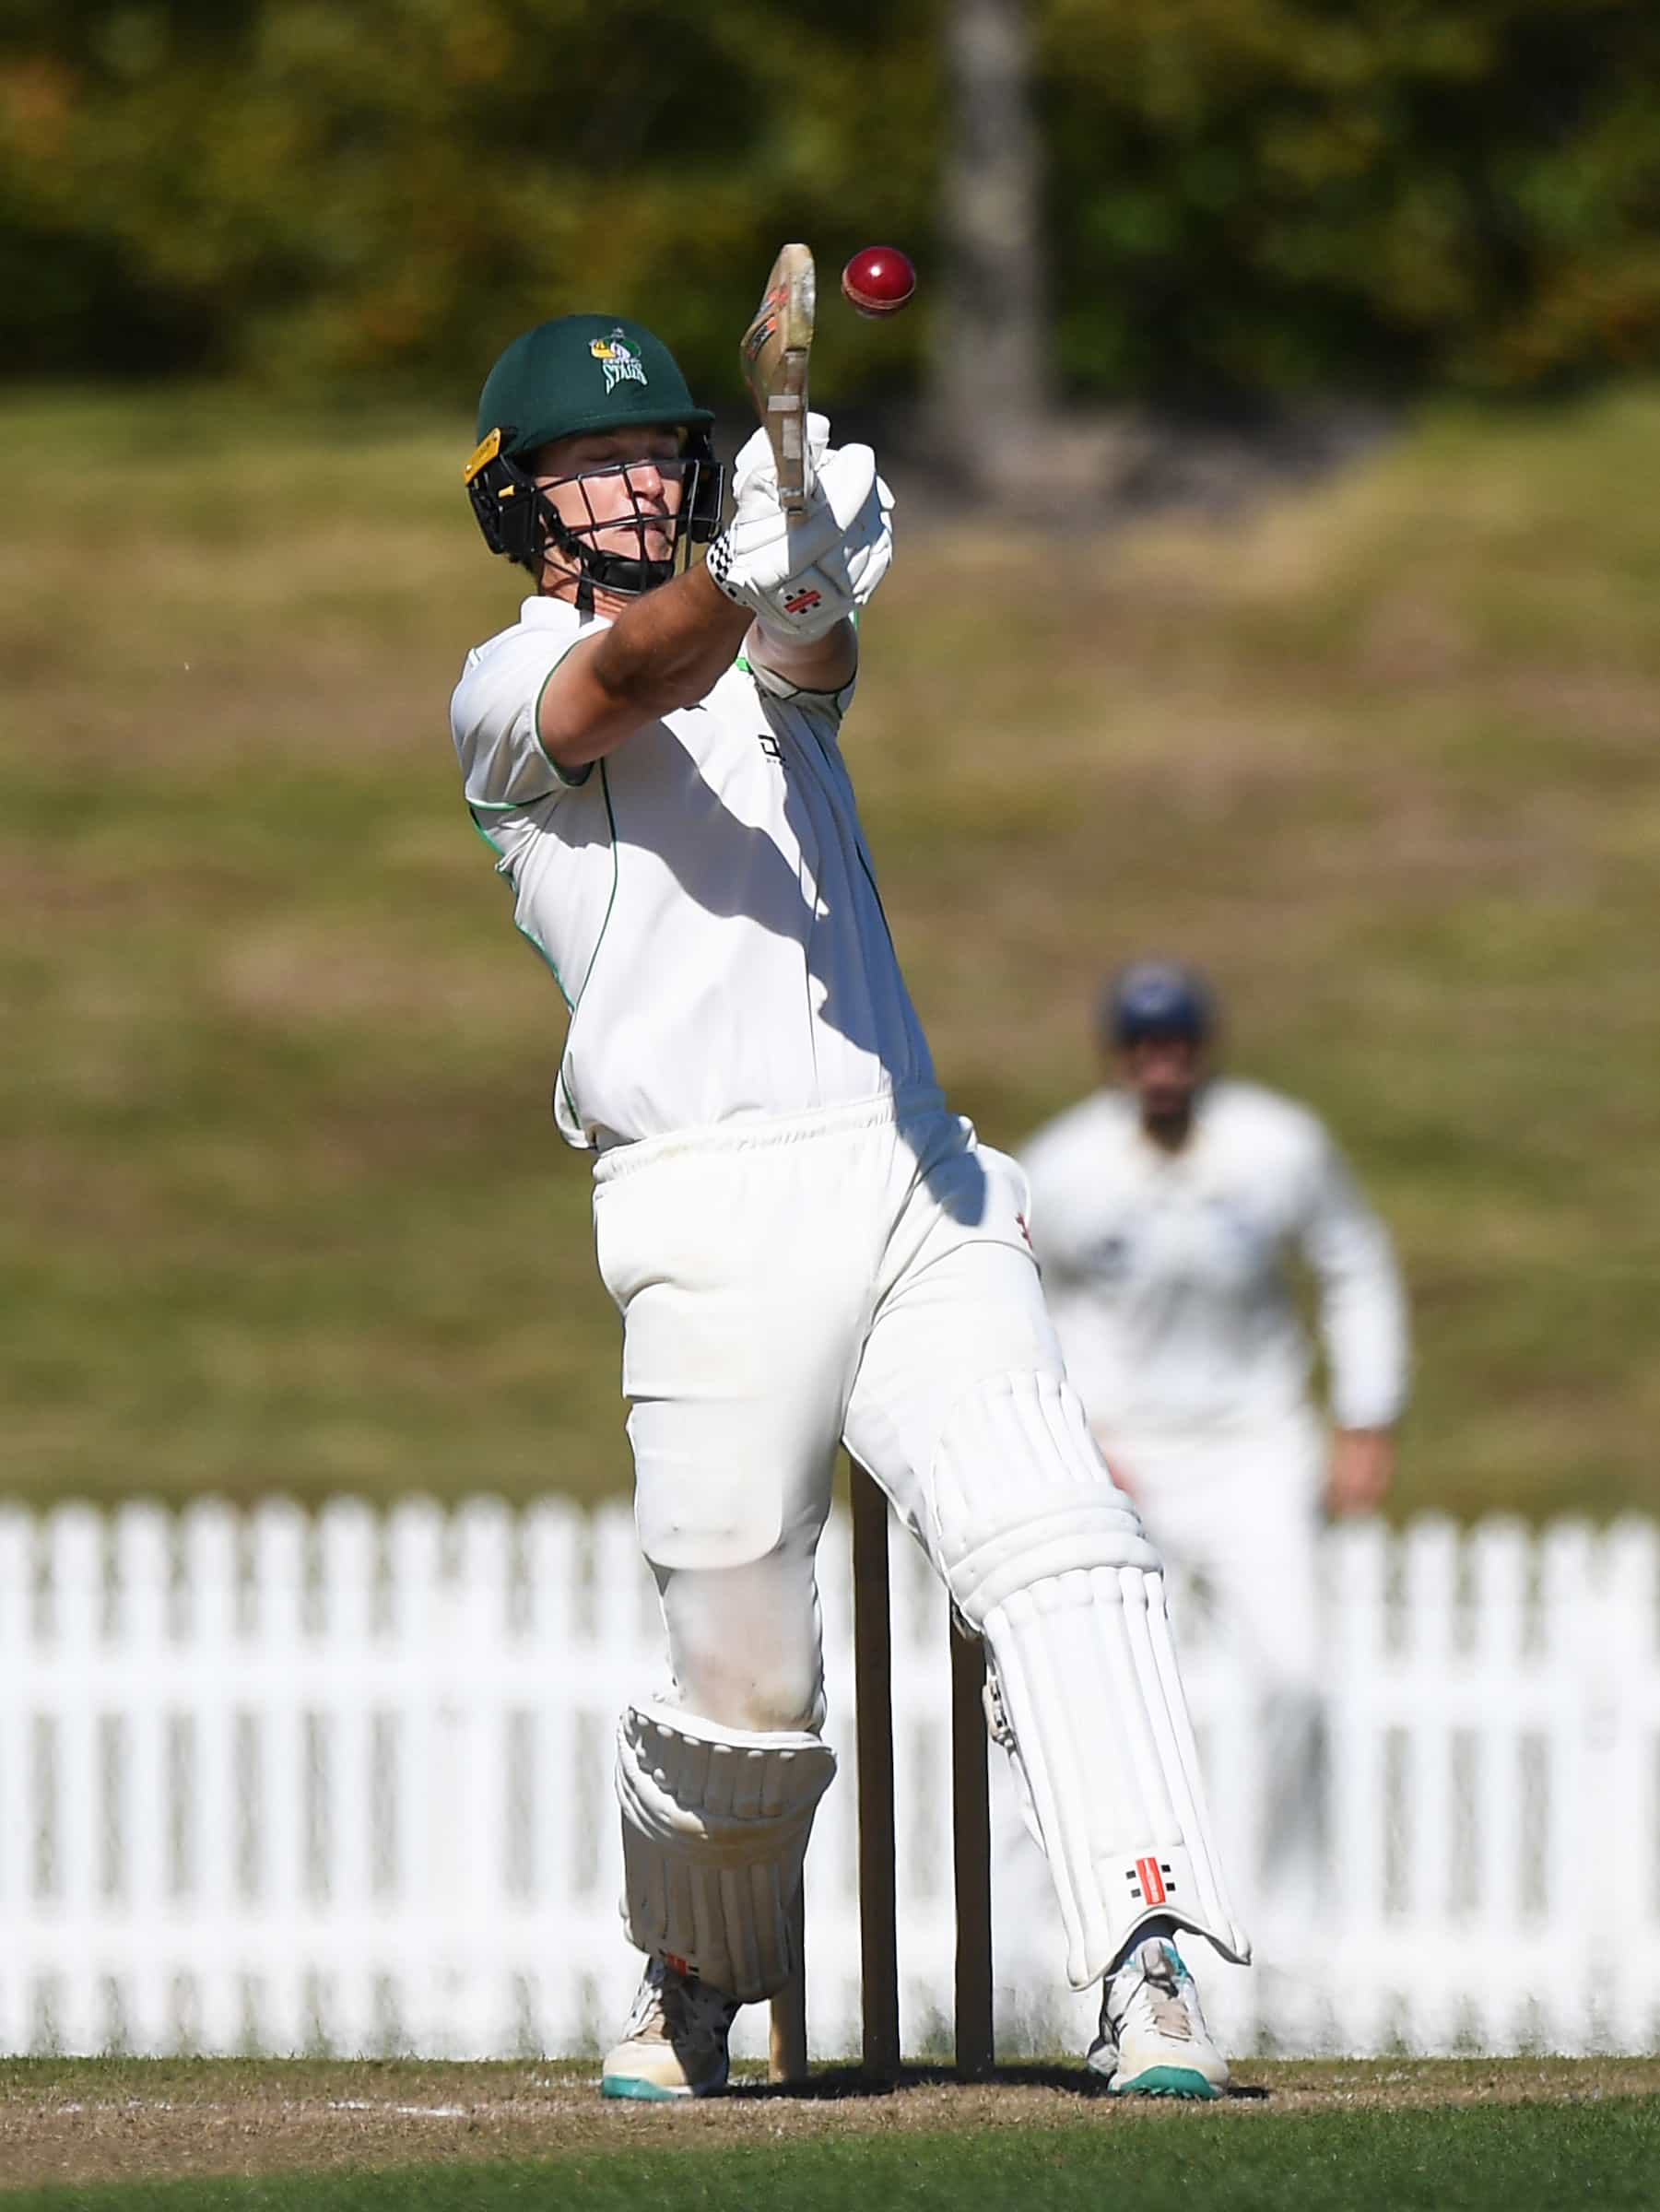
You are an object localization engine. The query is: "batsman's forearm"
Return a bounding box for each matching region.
[537,566,751,767]
[591,564,751,712]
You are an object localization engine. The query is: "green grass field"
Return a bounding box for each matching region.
[3,388,1657,1515]
[0,2060,1655,2208]
[10,2112,1660,2212]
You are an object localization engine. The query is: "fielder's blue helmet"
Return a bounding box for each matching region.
[1101,960,1216,1049]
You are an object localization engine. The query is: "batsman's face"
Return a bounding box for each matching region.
[1118,1036,1206,1124]
[531,426,687,583]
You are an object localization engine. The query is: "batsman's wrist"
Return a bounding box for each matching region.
[704,531,768,616]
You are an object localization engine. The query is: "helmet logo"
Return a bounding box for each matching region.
[590,328,648,394]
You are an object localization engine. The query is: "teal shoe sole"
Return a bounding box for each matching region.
[1109,2064,1222,2100]
[600,2075,690,2101]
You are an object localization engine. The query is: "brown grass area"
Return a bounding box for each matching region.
[2,387,1658,1512]
[0,2058,1654,2192]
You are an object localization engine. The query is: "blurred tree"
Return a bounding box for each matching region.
[0,0,942,399]
[932,0,1052,488]
[2,0,1656,400]
[1039,0,1660,396]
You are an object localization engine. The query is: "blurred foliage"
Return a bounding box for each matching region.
[2,0,1658,401]
[1042,0,1660,398]
[0,0,941,399]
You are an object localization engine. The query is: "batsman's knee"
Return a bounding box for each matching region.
[655,1560,827,1735]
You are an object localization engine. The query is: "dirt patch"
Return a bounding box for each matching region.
[0,2058,1654,2193]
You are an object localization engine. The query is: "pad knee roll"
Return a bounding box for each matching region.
[931,1372,1250,1983]
[616,1700,837,2004]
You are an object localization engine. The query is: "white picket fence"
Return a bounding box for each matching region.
[0,1500,1654,2062]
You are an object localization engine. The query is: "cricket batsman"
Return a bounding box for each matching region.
[449,300,1249,2100]
[1020,962,1410,1908]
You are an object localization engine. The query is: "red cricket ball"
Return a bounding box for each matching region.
[841,246,917,319]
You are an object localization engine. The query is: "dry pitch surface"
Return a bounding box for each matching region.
[1,2057,1654,2194]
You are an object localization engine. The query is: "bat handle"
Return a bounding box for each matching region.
[773,392,811,516]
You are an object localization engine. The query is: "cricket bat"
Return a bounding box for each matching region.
[740,242,816,517]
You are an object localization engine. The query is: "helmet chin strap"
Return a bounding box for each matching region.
[536,485,677,611]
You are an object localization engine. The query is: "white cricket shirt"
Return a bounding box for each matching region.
[1018,1079,1407,1433]
[451,596,936,1149]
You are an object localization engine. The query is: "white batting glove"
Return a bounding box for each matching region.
[707,441,896,642]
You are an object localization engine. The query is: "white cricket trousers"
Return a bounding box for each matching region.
[592,1090,1062,1732]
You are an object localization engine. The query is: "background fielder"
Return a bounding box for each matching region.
[1017,960,1409,1924]
[452,312,1249,2100]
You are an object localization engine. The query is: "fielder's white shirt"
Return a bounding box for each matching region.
[1019,1080,1407,1433]
[451,596,936,1149]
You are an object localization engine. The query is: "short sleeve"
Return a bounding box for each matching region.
[450,618,599,810]
[740,649,857,727]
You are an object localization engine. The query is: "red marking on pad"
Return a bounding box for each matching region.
[1136,1856,1167,1906]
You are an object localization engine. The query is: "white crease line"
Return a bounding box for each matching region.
[326,2100,472,2119]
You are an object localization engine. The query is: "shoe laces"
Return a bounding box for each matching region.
[625,1960,738,2051]
[1113,1941,1196,2043]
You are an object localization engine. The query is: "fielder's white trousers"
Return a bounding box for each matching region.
[1101,1413,1327,1702]
[593,1090,1061,1733]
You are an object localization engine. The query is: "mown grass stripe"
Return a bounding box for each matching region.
[4,2098,1657,2212]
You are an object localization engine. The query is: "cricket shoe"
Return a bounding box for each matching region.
[1087,1933,1230,2099]
[600,1958,741,2100]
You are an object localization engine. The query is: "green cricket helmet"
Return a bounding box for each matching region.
[463,313,723,605]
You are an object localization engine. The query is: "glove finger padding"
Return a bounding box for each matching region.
[771,459,895,638]
[835,468,895,606]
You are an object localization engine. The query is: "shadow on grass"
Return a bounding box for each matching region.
[727,2061,1270,2103]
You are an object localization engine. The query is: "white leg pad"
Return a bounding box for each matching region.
[931,1371,1251,1985]
[616,1700,837,2004]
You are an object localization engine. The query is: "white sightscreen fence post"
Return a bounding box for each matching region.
[315,1497,378,2057]
[386,1497,444,2056]
[250,1500,309,2054]
[1325,1517,1389,2049]
[1590,1518,1657,2051]
[0,1505,29,2052]
[1466,1517,1534,2050]
[181,1499,239,2053]
[1539,1520,1598,2050]
[45,1504,102,2053]
[1400,1516,1459,2052]
[112,1501,171,2053]
[521,1497,582,2057]
[450,1497,515,2059]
